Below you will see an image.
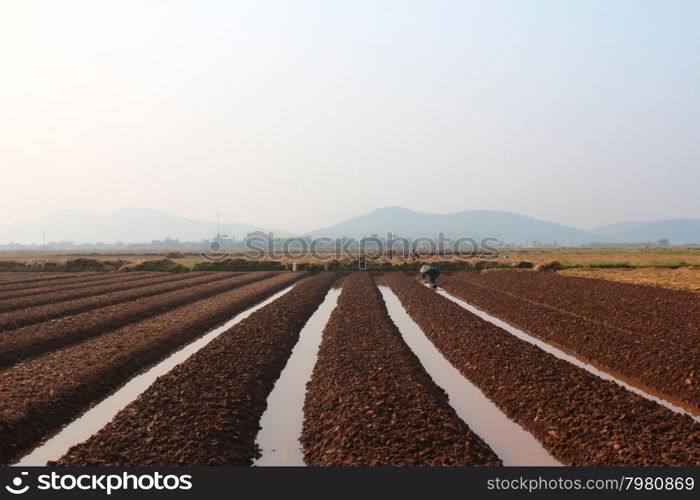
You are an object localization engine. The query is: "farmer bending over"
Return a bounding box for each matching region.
[418,264,440,289]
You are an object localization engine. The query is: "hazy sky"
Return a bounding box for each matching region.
[1,0,698,233]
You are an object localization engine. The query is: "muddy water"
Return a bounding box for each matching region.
[437,289,700,423]
[14,283,301,467]
[254,285,342,466]
[378,285,561,466]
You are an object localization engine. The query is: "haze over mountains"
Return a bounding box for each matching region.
[307,207,593,244]
[0,208,293,245]
[588,219,700,245]
[307,207,699,245]
[0,207,698,246]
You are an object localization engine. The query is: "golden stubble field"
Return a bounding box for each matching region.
[559,267,700,293]
[501,248,700,266]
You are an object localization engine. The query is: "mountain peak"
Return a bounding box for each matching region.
[306,208,700,244]
[111,207,170,216]
[368,206,415,215]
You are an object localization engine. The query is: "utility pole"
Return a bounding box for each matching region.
[43,230,46,251]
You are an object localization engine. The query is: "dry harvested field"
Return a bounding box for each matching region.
[504,248,700,267]
[560,267,700,293]
[0,269,697,467]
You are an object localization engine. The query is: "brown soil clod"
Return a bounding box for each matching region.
[301,273,502,466]
[441,270,700,409]
[0,272,281,367]
[54,272,340,466]
[0,272,228,327]
[383,273,700,466]
[0,272,305,465]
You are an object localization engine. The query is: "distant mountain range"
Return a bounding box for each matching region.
[0,208,293,245]
[307,207,700,245]
[589,219,700,244]
[0,206,698,246]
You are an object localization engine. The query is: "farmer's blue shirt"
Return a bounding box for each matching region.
[422,266,440,278]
